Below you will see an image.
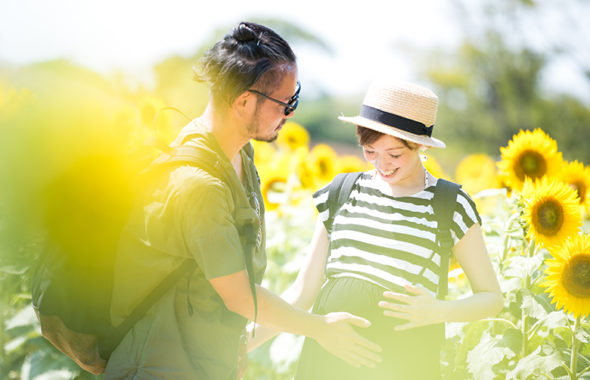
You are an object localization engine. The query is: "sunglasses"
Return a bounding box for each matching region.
[248,81,300,116]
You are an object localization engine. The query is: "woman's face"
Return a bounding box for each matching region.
[362,134,422,186]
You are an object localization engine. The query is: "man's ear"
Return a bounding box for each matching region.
[232,91,256,119]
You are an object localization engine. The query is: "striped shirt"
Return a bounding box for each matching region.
[313,171,481,295]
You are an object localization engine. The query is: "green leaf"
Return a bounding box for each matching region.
[575,328,590,344]
[20,349,81,380]
[541,311,567,330]
[505,346,563,379]
[0,264,28,275]
[269,333,304,373]
[502,277,524,294]
[533,292,556,314]
[467,331,515,379]
[504,255,544,279]
[462,320,492,349]
[5,304,38,329]
[554,326,574,345]
[522,292,549,320]
[498,328,523,355]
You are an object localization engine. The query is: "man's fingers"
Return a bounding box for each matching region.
[335,350,362,368]
[355,335,382,353]
[379,300,408,312]
[339,349,379,369]
[349,352,377,369]
[352,344,382,364]
[395,322,413,331]
[383,310,409,320]
[342,314,372,328]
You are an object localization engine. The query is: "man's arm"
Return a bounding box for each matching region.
[245,218,329,351]
[209,269,382,369]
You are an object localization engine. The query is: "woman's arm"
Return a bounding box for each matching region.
[378,223,503,329]
[246,219,331,350]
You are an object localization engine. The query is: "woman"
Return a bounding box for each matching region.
[249,78,503,379]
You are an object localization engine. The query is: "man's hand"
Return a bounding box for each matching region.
[313,312,382,368]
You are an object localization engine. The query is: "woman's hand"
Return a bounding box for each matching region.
[313,312,382,369]
[378,284,445,330]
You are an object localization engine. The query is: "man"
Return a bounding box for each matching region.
[105,22,381,379]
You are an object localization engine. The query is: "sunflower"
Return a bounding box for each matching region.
[276,121,310,152]
[0,85,34,118]
[259,160,290,211]
[455,154,500,196]
[448,255,466,286]
[421,154,447,180]
[542,234,590,319]
[497,128,563,191]
[292,146,317,190]
[135,94,177,146]
[251,140,278,168]
[338,155,370,174]
[521,177,583,248]
[559,160,590,211]
[308,143,338,187]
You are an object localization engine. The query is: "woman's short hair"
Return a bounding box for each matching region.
[356,126,420,150]
[194,21,297,106]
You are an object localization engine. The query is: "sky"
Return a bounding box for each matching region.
[0,0,459,96]
[1,0,588,100]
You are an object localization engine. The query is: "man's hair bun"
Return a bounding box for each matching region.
[233,22,258,43]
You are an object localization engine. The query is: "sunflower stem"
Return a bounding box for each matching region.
[485,317,519,330]
[521,239,537,357]
[569,316,581,380]
[562,363,575,379]
[499,233,511,272]
[521,297,529,357]
[579,364,590,378]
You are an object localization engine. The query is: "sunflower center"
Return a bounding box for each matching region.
[561,254,590,298]
[570,181,586,203]
[515,150,546,181]
[318,159,330,176]
[532,199,563,236]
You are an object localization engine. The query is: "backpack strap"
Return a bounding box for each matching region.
[101,258,197,359]
[150,144,260,327]
[326,172,363,231]
[432,178,461,300]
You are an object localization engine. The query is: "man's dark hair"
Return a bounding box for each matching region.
[194,21,297,106]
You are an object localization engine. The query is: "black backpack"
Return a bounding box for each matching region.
[326,172,461,300]
[31,143,260,375]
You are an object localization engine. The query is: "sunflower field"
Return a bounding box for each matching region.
[245,126,590,380]
[1,66,590,380]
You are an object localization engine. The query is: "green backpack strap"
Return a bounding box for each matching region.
[151,145,260,326]
[432,178,461,300]
[102,259,197,358]
[326,172,363,230]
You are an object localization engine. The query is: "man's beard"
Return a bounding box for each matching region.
[247,111,283,143]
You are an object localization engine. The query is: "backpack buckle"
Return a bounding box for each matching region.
[437,230,453,250]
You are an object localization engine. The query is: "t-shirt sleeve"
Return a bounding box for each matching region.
[312,183,332,234]
[181,178,245,279]
[451,188,482,245]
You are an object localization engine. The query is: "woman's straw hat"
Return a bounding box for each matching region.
[338,79,446,148]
